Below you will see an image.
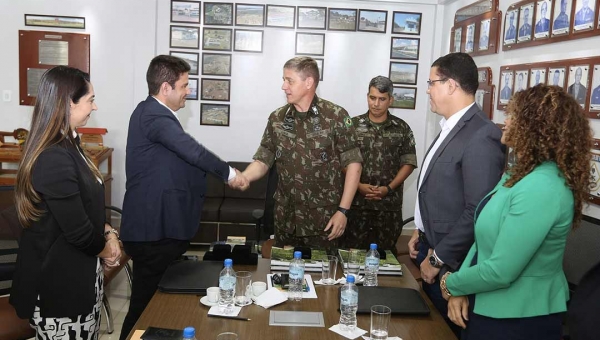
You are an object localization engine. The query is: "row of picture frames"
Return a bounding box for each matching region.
[171,2,422,34]
[497,56,600,118]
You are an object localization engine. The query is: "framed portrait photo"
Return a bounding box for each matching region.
[548,67,567,89]
[234,29,263,53]
[513,70,529,94]
[202,27,232,51]
[171,1,201,24]
[186,78,198,100]
[390,87,417,109]
[479,19,491,51]
[392,11,422,35]
[201,78,231,101]
[499,71,514,104]
[504,9,518,45]
[357,9,388,33]
[295,32,325,56]
[203,2,233,26]
[534,0,551,39]
[573,0,596,32]
[201,103,230,127]
[567,65,589,108]
[453,27,462,52]
[201,53,232,76]
[170,51,199,75]
[389,62,418,85]
[390,37,420,60]
[465,23,475,53]
[315,58,324,81]
[235,3,265,27]
[529,68,547,87]
[266,5,295,28]
[552,0,572,36]
[170,25,200,49]
[297,6,327,30]
[589,64,600,111]
[327,8,357,31]
[517,3,534,42]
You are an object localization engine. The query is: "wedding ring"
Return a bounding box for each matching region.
[116,261,120,266]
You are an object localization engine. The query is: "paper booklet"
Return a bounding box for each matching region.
[337,249,403,276]
[270,247,330,272]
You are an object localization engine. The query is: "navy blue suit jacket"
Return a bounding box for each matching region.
[120,96,230,242]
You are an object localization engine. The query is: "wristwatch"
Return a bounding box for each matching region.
[337,207,349,216]
[385,185,394,194]
[104,228,120,239]
[429,254,443,268]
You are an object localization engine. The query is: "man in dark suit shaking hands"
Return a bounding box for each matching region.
[407,52,505,337]
[119,55,248,339]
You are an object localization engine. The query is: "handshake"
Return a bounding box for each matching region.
[228,169,250,191]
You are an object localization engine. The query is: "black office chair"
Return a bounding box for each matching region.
[253,163,278,253]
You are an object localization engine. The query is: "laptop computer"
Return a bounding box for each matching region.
[158,260,223,294]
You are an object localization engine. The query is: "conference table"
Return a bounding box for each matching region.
[128,258,457,340]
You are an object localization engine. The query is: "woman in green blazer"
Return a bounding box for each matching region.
[439,85,592,340]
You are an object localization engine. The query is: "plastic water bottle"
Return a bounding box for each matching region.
[288,251,305,301]
[182,326,196,340]
[218,258,236,313]
[339,275,358,332]
[364,243,380,286]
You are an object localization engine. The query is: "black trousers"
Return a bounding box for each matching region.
[462,309,562,340]
[119,238,189,340]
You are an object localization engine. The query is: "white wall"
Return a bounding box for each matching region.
[439,0,600,219]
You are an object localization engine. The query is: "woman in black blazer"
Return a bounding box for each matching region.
[10,66,121,340]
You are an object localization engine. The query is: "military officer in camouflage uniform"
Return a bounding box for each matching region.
[345,76,417,254]
[242,57,362,250]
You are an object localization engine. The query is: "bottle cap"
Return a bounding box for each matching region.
[183,326,195,338]
[347,275,356,283]
[293,251,302,259]
[224,258,233,267]
[370,243,377,250]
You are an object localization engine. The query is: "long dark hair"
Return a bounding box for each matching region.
[15,66,101,227]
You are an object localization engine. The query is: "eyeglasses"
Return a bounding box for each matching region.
[427,78,448,88]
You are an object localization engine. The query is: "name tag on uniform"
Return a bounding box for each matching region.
[383,132,402,138]
[307,130,329,139]
[274,124,296,138]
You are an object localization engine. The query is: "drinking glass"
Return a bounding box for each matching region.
[234,271,252,306]
[370,305,391,340]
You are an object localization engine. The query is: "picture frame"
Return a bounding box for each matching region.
[513,70,529,94]
[202,27,232,51]
[171,1,201,24]
[479,19,491,51]
[465,23,475,53]
[357,9,388,33]
[201,53,232,76]
[390,37,420,60]
[327,8,357,31]
[266,5,295,28]
[24,14,85,29]
[499,70,514,104]
[170,51,199,75]
[201,103,230,127]
[204,2,233,26]
[392,11,422,35]
[504,9,518,45]
[453,27,462,52]
[530,68,547,86]
[390,86,417,109]
[548,67,567,88]
[186,78,198,100]
[234,29,264,53]
[389,62,418,85]
[552,0,572,36]
[567,64,589,108]
[297,6,327,30]
[573,0,596,32]
[534,0,551,39]
[478,69,488,83]
[517,3,534,42]
[589,64,600,111]
[315,58,324,81]
[170,25,200,49]
[590,148,600,203]
[295,32,325,56]
[201,78,231,101]
[235,3,265,27]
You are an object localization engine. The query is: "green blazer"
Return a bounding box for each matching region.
[446,162,571,318]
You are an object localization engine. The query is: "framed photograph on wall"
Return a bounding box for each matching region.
[24,14,85,29]
[201,78,231,101]
[235,3,265,27]
[548,67,567,88]
[171,1,201,24]
[573,0,596,32]
[297,6,326,29]
[504,9,518,45]
[170,25,200,49]
[170,51,199,75]
[552,0,571,36]
[567,65,589,108]
[389,62,418,85]
[234,29,263,53]
[327,8,357,31]
[201,104,230,127]
[357,9,387,33]
[517,3,534,42]
[453,27,462,52]
[390,87,417,109]
[530,68,546,86]
[315,58,324,81]
[186,78,198,100]
[589,64,600,111]
[204,2,233,26]
[479,19,490,51]
[513,70,529,93]
[202,28,232,51]
[295,32,325,56]
[465,23,475,52]
[266,5,295,28]
[534,0,551,39]
[499,71,514,104]
[201,53,231,76]
[590,149,600,201]
[392,11,421,35]
[390,37,420,60]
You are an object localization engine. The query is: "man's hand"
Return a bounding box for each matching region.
[420,248,440,284]
[448,296,469,329]
[324,211,347,240]
[228,169,249,191]
[357,183,373,197]
[366,186,389,200]
[408,229,420,259]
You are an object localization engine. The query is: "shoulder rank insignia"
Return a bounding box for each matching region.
[344,117,353,128]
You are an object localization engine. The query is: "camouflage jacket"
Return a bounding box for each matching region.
[352,112,417,211]
[254,95,363,211]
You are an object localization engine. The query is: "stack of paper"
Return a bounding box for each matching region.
[270,247,330,272]
[338,249,403,276]
[253,287,288,309]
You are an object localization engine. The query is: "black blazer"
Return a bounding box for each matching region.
[120,96,229,242]
[10,139,106,318]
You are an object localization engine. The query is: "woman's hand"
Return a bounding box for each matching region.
[447,296,469,329]
[98,238,122,267]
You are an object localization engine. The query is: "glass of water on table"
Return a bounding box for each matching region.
[344,249,361,280]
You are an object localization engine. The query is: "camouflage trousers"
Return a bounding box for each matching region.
[344,209,403,255]
[274,201,340,253]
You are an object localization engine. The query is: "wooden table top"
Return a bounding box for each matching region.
[128,258,456,340]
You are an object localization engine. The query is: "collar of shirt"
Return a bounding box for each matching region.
[152,96,179,120]
[439,102,475,133]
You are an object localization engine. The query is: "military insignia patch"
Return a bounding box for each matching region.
[344,117,352,128]
[276,149,282,159]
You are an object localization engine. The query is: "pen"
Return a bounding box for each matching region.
[208,315,251,321]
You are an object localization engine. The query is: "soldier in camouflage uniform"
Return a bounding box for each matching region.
[242,57,363,251]
[345,76,417,255]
